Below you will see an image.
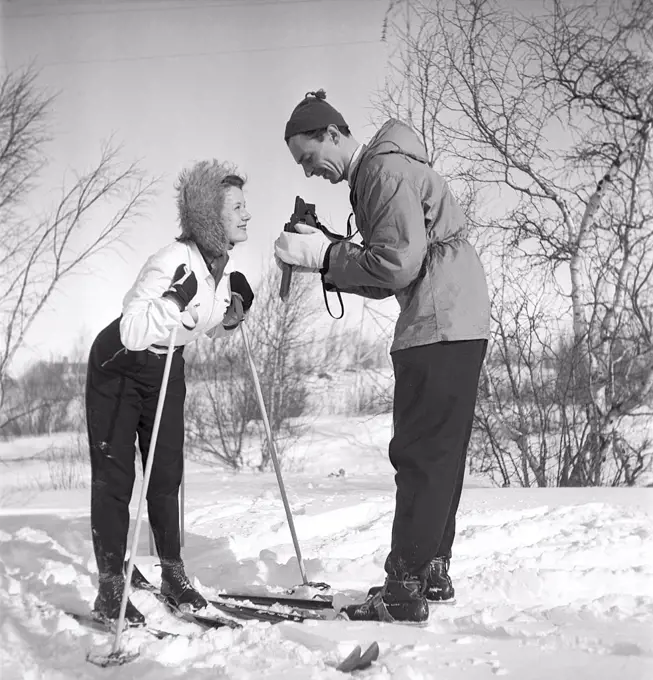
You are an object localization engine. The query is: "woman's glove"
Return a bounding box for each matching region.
[229,272,254,311]
[222,271,254,330]
[162,264,198,311]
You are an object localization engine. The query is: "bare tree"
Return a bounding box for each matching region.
[378,0,653,485]
[0,67,157,418]
[184,335,257,470]
[184,265,321,470]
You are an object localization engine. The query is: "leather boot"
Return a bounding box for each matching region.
[92,573,145,626]
[343,575,429,623]
[160,559,208,611]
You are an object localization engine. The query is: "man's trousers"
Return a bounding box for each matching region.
[385,339,487,577]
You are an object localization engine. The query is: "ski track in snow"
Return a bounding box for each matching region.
[0,426,652,679]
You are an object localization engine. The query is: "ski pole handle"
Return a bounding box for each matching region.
[279,262,293,301]
[279,195,306,302]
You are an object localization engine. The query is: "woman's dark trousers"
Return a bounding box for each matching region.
[86,318,186,577]
[385,339,487,578]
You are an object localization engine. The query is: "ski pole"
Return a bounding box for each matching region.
[239,322,311,585]
[111,327,178,658]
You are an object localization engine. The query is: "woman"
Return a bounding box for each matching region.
[86,160,254,626]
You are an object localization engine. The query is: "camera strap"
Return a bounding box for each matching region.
[303,207,358,320]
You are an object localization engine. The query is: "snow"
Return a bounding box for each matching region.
[1,415,652,679]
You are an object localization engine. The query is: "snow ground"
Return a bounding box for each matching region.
[0,415,652,679]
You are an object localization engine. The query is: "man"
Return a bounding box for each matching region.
[274,90,490,623]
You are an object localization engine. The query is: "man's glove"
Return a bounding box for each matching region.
[274,223,330,272]
[222,271,254,330]
[229,272,254,311]
[162,264,197,311]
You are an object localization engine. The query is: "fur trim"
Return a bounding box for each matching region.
[175,160,244,257]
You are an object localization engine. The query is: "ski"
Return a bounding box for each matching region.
[206,597,326,623]
[137,583,243,630]
[64,609,178,640]
[68,607,380,673]
[128,564,327,625]
[125,564,243,629]
[128,561,333,612]
[336,641,380,673]
[211,590,333,611]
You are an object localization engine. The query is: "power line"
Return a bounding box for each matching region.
[6,0,382,20]
[38,37,385,68]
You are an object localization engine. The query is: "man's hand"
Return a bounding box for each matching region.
[274,223,330,272]
[162,264,198,311]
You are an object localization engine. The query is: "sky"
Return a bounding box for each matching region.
[2,0,397,375]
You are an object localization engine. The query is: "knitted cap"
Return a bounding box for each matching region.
[284,89,348,141]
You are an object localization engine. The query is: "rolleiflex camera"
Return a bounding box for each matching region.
[279,196,322,301]
[279,196,355,319]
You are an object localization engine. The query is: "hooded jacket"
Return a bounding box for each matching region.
[323,119,490,353]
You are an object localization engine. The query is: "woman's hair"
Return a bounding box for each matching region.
[175,160,247,255]
[221,174,245,189]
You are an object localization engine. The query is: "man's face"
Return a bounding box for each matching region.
[287,127,345,184]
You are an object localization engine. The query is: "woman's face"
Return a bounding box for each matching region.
[221,186,251,247]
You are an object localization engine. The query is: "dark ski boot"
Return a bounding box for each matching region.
[92,573,145,627]
[342,575,429,623]
[426,556,455,602]
[367,556,456,603]
[160,559,208,611]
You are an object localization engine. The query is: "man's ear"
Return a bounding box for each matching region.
[326,123,341,144]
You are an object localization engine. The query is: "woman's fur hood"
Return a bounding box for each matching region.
[175,159,243,258]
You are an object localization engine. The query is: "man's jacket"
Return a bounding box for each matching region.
[323,119,490,353]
